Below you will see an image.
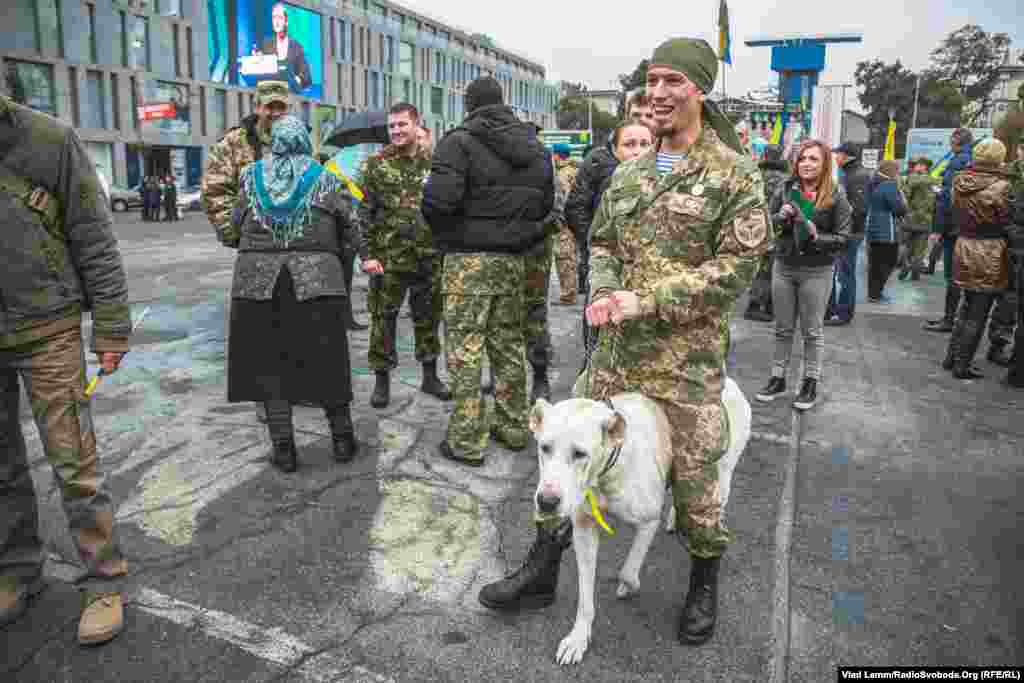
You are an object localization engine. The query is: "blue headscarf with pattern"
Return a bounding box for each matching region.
[244,115,323,246]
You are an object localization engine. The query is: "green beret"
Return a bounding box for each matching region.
[649,38,718,94]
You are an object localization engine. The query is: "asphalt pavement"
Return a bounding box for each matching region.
[2,213,1022,682]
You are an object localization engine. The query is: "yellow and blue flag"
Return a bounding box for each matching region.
[883,118,897,161]
[718,0,732,65]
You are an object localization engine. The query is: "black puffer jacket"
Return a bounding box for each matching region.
[564,141,617,243]
[838,158,871,235]
[422,104,553,254]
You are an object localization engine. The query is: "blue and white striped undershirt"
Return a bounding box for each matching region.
[656,151,686,175]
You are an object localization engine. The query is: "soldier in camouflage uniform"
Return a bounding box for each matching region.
[479,40,769,648]
[552,145,580,305]
[356,103,450,408]
[898,158,939,281]
[422,77,553,466]
[0,94,132,645]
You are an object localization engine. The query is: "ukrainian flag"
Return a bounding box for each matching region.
[718,0,732,65]
[883,118,897,161]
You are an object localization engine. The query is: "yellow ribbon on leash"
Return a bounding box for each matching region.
[584,488,615,535]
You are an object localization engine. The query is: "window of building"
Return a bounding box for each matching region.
[9,0,36,51]
[371,2,385,16]
[211,89,226,134]
[329,18,336,57]
[172,24,180,76]
[68,66,79,125]
[36,0,63,59]
[337,64,344,103]
[370,71,380,108]
[363,70,368,107]
[357,27,364,65]
[186,27,194,78]
[85,70,107,129]
[87,3,98,63]
[338,19,348,61]
[127,15,150,71]
[112,73,121,130]
[398,41,413,78]
[431,86,442,116]
[4,60,57,116]
[142,80,189,135]
[383,74,391,106]
[434,52,444,84]
[350,65,356,106]
[402,78,410,104]
[237,92,244,120]
[198,85,206,136]
[129,75,138,129]
[385,36,394,71]
[158,0,181,17]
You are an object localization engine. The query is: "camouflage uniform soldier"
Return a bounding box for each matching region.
[0,95,133,645]
[898,157,939,281]
[552,145,580,304]
[357,103,450,408]
[201,81,291,248]
[987,155,1024,367]
[478,40,769,648]
[422,77,554,466]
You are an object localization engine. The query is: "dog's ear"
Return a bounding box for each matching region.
[604,411,627,449]
[529,399,550,434]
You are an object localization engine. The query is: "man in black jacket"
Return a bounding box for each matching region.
[422,77,553,467]
[825,142,871,326]
[745,144,789,321]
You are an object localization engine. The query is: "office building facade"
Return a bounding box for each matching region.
[2,0,559,190]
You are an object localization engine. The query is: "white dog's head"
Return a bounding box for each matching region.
[529,398,627,520]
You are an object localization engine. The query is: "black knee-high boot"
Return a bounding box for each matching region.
[953,292,997,380]
[266,400,297,472]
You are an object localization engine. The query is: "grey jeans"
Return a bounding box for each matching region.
[771,261,834,381]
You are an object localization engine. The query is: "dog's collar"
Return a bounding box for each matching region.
[594,398,624,482]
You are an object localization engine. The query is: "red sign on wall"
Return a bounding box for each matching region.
[137,103,177,121]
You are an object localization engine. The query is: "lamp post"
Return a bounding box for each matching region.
[911,74,922,131]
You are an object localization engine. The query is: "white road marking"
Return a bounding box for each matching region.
[134,588,394,683]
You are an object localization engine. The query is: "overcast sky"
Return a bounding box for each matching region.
[397,0,1023,112]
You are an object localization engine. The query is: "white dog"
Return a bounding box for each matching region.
[528,377,751,665]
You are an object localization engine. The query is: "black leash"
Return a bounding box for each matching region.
[595,397,624,481]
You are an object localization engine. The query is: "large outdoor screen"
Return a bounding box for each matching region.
[236,0,323,99]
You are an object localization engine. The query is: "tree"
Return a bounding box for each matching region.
[556,94,619,144]
[854,59,963,159]
[929,24,1011,126]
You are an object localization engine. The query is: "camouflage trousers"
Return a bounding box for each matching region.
[523,235,554,369]
[444,291,528,459]
[0,327,127,597]
[368,254,443,371]
[555,224,577,302]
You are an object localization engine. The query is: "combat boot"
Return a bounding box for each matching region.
[326,403,358,463]
[678,556,721,645]
[420,360,452,401]
[924,285,960,333]
[987,343,1013,367]
[478,523,571,610]
[530,364,551,404]
[78,591,124,646]
[0,577,46,628]
[371,371,390,408]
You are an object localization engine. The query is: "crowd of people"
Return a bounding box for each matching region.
[139,175,180,222]
[1,32,1021,657]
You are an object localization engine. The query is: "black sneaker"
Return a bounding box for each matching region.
[755,377,786,403]
[793,378,818,411]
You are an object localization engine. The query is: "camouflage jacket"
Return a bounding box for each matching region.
[541,155,575,235]
[355,144,434,271]
[903,172,940,231]
[201,114,269,247]
[0,95,131,352]
[587,126,770,406]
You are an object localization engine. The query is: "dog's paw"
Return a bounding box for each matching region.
[555,626,591,666]
[616,575,640,599]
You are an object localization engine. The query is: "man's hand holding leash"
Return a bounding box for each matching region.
[586,291,643,327]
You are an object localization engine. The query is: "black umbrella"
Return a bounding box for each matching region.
[324,110,390,148]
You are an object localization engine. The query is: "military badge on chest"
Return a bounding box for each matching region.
[734,210,769,249]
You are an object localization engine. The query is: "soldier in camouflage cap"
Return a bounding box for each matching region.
[356,102,450,408]
[0,94,132,645]
[551,143,580,305]
[202,80,291,247]
[479,38,769,645]
[898,157,939,281]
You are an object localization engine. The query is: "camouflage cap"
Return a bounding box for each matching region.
[257,80,289,106]
[649,38,718,94]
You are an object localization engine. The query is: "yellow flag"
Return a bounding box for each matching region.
[883,118,897,161]
[769,115,783,145]
[324,160,365,202]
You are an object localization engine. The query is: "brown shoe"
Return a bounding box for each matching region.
[78,592,124,646]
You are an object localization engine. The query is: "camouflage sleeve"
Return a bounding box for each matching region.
[639,160,770,325]
[60,128,131,353]
[201,135,241,248]
[354,158,380,261]
[587,183,625,303]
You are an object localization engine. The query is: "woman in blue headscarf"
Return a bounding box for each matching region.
[226,115,361,473]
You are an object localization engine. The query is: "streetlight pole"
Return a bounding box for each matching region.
[911,74,922,131]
